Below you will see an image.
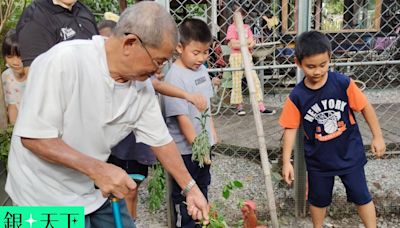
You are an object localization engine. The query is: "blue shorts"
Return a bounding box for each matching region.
[85,199,135,227]
[308,167,372,208]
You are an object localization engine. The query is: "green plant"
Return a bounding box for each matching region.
[0,125,13,168]
[147,162,166,212]
[81,0,135,22]
[222,180,243,200]
[206,205,229,228]
[191,108,211,168]
[200,180,243,228]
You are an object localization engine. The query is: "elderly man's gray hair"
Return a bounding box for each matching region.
[114,2,178,48]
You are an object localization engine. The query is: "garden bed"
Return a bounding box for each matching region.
[135,153,400,227]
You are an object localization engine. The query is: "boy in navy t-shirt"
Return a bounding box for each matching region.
[279,31,386,228]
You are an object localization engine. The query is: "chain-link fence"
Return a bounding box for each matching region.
[165,0,400,225]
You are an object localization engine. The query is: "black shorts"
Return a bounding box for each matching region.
[107,155,149,180]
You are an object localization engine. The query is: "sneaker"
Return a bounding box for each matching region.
[237,109,246,116]
[260,109,276,115]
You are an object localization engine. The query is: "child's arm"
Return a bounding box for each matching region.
[228,39,241,49]
[7,104,18,124]
[228,38,255,50]
[282,128,297,185]
[152,79,207,112]
[176,114,197,145]
[361,101,386,157]
[210,116,219,144]
[247,37,256,49]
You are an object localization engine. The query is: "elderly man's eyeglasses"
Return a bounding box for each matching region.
[125,33,168,69]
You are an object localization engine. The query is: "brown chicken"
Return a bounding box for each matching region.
[241,200,268,228]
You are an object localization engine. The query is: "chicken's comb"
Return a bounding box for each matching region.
[244,200,256,210]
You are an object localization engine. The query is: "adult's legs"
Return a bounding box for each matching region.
[85,199,136,228]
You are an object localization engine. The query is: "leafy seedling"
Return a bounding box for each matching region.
[192,108,211,168]
[147,162,166,212]
[0,125,13,169]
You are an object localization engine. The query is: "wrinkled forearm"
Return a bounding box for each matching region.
[21,138,105,180]
[151,141,194,189]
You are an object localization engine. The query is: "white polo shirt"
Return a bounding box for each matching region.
[5,36,172,214]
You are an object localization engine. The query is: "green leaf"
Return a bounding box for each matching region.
[232,180,243,188]
[222,188,230,199]
[226,184,233,190]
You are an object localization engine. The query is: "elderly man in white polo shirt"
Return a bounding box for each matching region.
[5,2,209,227]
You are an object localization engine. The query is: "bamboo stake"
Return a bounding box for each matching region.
[234,12,279,228]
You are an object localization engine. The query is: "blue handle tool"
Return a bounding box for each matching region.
[111,173,146,228]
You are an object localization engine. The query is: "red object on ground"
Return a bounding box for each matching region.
[241,200,268,228]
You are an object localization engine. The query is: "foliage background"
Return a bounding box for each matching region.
[81,0,135,22]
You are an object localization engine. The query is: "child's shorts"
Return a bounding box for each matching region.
[308,166,372,208]
[107,154,149,182]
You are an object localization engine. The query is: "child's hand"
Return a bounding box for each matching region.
[371,136,386,158]
[211,77,221,87]
[186,92,207,112]
[282,162,294,185]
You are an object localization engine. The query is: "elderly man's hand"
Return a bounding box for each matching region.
[185,185,210,224]
[185,92,207,112]
[92,162,137,199]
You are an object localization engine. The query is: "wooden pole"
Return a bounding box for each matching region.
[118,0,127,13]
[234,12,279,228]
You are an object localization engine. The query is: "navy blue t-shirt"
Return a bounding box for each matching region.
[279,72,368,176]
[111,132,156,166]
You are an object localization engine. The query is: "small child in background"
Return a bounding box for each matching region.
[1,29,26,124]
[226,2,276,116]
[98,12,119,37]
[162,18,217,227]
[98,19,117,37]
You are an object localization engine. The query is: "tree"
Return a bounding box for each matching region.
[0,0,30,35]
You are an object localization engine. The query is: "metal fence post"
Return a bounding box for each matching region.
[294,0,310,218]
[155,0,170,11]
